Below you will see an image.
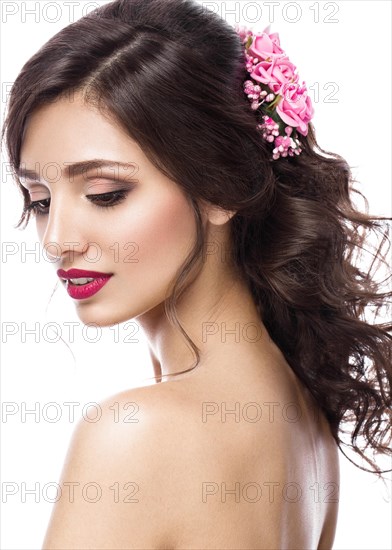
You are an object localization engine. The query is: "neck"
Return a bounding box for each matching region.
[136,261,270,381]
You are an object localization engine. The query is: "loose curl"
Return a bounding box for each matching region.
[2,0,391,476]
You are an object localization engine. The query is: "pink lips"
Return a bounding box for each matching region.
[57,269,113,300]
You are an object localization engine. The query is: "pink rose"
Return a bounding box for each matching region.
[276,82,314,136]
[250,56,298,94]
[248,31,285,60]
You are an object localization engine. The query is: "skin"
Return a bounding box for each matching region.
[19,92,340,549]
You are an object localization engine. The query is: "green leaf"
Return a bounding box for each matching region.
[245,35,253,50]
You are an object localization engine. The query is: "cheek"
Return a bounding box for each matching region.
[115,193,197,279]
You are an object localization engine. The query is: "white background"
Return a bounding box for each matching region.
[1,1,391,549]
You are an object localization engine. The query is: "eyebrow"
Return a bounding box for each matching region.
[16,159,139,182]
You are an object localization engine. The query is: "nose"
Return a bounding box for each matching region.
[40,195,89,263]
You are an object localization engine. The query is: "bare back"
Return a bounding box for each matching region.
[153,349,340,549]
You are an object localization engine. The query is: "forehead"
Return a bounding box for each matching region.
[20,93,145,176]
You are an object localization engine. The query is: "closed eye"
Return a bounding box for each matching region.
[26,190,130,216]
[86,189,130,208]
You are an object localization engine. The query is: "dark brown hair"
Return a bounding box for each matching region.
[2,0,391,476]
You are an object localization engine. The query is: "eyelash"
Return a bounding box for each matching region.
[25,190,129,216]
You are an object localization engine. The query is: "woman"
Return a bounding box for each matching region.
[2,0,391,548]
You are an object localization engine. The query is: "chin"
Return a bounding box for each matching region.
[74,303,137,329]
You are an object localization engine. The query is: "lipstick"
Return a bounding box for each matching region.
[57,269,113,300]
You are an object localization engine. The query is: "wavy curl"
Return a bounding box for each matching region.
[2,0,391,476]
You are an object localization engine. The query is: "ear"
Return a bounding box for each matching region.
[200,200,237,226]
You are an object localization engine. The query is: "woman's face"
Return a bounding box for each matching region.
[19,92,198,326]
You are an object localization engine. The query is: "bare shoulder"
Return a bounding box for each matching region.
[40,383,175,546]
[42,380,230,549]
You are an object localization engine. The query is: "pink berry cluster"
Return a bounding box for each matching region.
[258,116,302,160]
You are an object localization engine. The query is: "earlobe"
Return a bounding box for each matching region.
[199,200,237,226]
[209,206,237,226]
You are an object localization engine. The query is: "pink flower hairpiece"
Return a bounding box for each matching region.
[235,24,314,160]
